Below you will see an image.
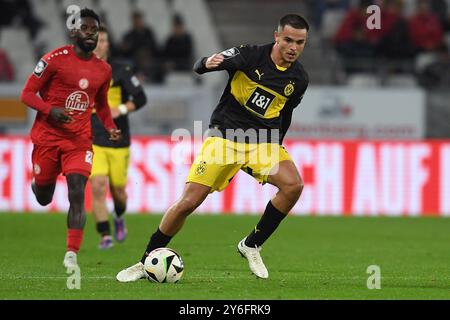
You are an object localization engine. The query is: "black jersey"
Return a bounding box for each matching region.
[91,61,146,148]
[194,43,309,144]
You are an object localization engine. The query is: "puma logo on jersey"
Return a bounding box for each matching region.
[255,69,264,80]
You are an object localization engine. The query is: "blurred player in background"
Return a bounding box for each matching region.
[117,14,309,281]
[91,26,147,250]
[20,8,121,268]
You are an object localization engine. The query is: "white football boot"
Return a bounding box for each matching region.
[237,238,269,279]
[116,262,146,282]
[63,251,78,268]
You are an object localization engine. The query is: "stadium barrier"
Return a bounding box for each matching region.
[291,86,425,140]
[0,136,449,216]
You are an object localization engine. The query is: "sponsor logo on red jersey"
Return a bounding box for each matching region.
[65,91,90,112]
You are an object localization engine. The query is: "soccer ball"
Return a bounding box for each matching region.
[143,248,184,283]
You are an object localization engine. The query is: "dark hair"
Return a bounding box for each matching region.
[173,13,184,26]
[278,14,309,31]
[359,0,373,8]
[80,8,101,25]
[132,11,143,19]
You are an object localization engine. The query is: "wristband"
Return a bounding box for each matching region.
[118,104,128,115]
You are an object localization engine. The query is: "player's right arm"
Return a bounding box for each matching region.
[193,45,252,74]
[20,57,73,123]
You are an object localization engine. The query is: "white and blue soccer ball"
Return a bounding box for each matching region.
[143,248,184,283]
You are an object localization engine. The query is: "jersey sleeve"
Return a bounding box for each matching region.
[95,69,117,131]
[193,45,254,74]
[119,65,147,110]
[20,57,57,115]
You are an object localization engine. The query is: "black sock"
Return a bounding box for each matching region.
[245,201,286,248]
[140,228,172,264]
[96,221,111,236]
[114,201,126,218]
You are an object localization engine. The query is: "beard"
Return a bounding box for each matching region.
[77,37,98,53]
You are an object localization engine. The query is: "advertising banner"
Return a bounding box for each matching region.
[0,136,448,216]
[289,87,425,140]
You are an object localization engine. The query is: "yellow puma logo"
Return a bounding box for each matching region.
[255,69,264,80]
[254,226,260,233]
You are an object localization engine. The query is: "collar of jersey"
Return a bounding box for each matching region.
[275,64,287,71]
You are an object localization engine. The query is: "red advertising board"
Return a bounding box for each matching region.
[0,136,449,216]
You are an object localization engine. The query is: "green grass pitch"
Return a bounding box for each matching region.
[0,213,449,300]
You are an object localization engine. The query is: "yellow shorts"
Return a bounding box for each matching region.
[91,145,130,187]
[186,137,293,192]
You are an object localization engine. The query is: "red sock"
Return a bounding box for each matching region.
[67,229,84,253]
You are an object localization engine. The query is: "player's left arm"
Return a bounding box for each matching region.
[96,73,121,141]
[115,66,147,117]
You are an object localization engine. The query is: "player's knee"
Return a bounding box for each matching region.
[36,194,53,206]
[91,178,107,199]
[67,174,87,204]
[33,183,55,206]
[291,181,304,200]
[68,185,85,204]
[282,180,304,201]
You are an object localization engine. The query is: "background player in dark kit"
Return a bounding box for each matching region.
[91,26,147,249]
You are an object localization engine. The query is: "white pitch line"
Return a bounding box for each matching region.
[0,275,447,281]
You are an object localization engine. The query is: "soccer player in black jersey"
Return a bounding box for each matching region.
[91,26,147,249]
[117,14,309,281]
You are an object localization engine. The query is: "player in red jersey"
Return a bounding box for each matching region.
[20,8,121,268]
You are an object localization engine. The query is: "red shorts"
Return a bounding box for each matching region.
[32,142,93,185]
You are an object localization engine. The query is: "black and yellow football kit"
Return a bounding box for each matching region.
[188,43,309,191]
[91,61,147,187]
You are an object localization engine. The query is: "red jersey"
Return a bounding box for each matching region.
[21,45,116,148]
[408,13,443,50]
